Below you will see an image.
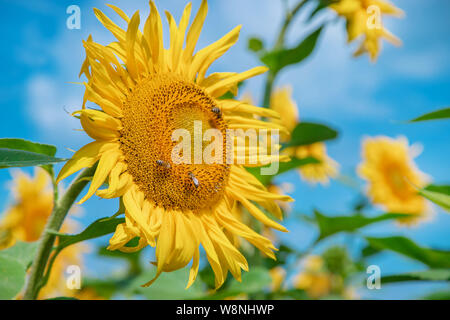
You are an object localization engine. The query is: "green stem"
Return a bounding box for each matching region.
[262,0,307,108]
[23,166,96,300]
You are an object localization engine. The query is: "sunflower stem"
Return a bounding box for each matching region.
[23,166,96,300]
[262,0,307,108]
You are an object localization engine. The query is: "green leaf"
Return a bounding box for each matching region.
[127,267,205,300]
[207,267,272,299]
[284,122,338,148]
[381,269,450,284]
[424,184,450,194]
[248,37,264,52]
[365,236,450,269]
[0,149,66,169]
[82,278,126,299]
[281,289,308,300]
[0,241,38,267]
[308,0,336,21]
[407,107,450,122]
[45,297,79,300]
[419,185,450,211]
[246,156,319,185]
[423,290,450,300]
[261,26,323,74]
[0,241,38,299]
[227,267,272,294]
[49,217,125,250]
[311,211,406,241]
[0,138,57,156]
[0,256,26,300]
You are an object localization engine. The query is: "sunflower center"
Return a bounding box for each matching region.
[119,74,230,211]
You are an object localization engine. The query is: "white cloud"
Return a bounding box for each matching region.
[25,74,83,143]
[389,47,450,79]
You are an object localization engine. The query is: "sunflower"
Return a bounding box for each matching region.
[0,168,53,249]
[270,86,338,185]
[58,1,291,289]
[330,0,404,61]
[358,136,430,225]
[269,266,286,292]
[0,168,84,299]
[294,255,332,299]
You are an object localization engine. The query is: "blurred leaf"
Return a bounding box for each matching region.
[261,26,323,74]
[0,241,38,267]
[381,269,450,284]
[423,290,450,300]
[49,217,125,250]
[361,244,382,258]
[424,184,450,194]
[419,185,450,211]
[83,277,129,299]
[207,267,272,299]
[0,149,66,169]
[407,107,450,122]
[284,122,338,148]
[127,267,205,300]
[0,241,38,299]
[228,267,272,293]
[246,156,319,185]
[281,289,308,300]
[199,267,216,290]
[311,210,407,241]
[0,138,57,156]
[0,256,27,300]
[322,246,353,277]
[46,297,79,300]
[365,236,450,269]
[248,37,264,52]
[308,0,336,21]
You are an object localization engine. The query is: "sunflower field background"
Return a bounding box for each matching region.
[0,0,449,300]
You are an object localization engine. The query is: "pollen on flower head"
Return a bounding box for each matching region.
[119,73,230,211]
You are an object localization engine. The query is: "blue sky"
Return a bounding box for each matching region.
[0,0,449,299]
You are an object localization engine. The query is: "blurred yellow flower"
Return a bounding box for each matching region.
[269,87,299,141]
[270,86,339,185]
[224,293,249,300]
[73,288,104,300]
[330,0,404,61]
[269,266,286,292]
[358,136,430,225]
[0,169,53,248]
[294,255,332,299]
[0,168,85,299]
[293,143,339,185]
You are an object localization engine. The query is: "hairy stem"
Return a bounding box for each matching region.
[23,166,96,300]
